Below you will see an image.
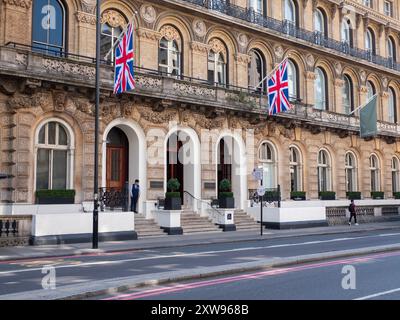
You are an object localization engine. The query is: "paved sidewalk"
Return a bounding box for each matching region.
[1,221,400,262]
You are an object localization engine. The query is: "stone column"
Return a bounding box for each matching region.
[333,78,344,114]
[331,4,340,41]
[381,91,389,123]
[136,28,161,70]
[190,42,209,81]
[75,12,96,58]
[234,53,251,89]
[1,0,32,46]
[304,71,316,106]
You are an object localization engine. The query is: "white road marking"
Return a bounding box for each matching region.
[0,232,399,275]
[354,288,400,300]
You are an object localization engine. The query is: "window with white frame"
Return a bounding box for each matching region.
[314,8,326,36]
[341,19,353,47]
[248,49,265,91]
[343,75,353,114]
[367,81,375,99]
[314,67,327,110]
[288,59,298,100]
[363,0,372,8]
[389,87,397,123]
[345,152,357,192]
[259,142,277,189]
[249,0,264,14]
[159,37,181,76]
[208,49,227,85]
[318,150,331,192]
[370,154,380,192]
[392,157,400,193]
[284,0,296,25]
[289,146,302,192]
[36,121,73,190]
[387,37,396,62]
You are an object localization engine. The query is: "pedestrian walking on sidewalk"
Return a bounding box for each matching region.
[348,199,358,226]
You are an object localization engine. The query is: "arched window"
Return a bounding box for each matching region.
[290,146,302,192]
[314,8,327,37]
[345,152,357,192]
[370,154,380,192]
[367,81,376,100]
[36,121,73,190]
[100,10,126,63]
[392,157,400,194]
[387,37,396,63]
[259,142,277,189]
[249,0,264,14]
[343,75,354,114]
[314,67,327,110]
[248,49,265,91]
[388,87,397,123]
[318,150,331,192]
[284,0,297,26]
[288,59,298,100]
[159,38,181,76]
[365,28,376,58]
[32,0,66,55]
[341,19,353,48]
[208,39,227,86]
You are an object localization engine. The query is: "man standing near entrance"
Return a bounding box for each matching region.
[131,179,140,213]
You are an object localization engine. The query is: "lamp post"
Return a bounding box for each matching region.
[92,0,101,249]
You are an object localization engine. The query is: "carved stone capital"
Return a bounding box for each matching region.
[81,0,96,14]
[359,85,368,93]
[2,0,31,8]
[190,42,209,54]
[305,71,316,80]
[136,28,161,41]
[235,53,251,65]
[334,78,345,87]
[76,11,96,25]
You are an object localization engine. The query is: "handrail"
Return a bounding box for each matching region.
[183,190,225,217]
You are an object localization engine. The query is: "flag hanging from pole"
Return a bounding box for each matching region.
[267,59,292,115]
[114,23,135,94]
[360,94,378,138]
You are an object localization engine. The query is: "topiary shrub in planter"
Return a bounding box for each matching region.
[290,191,306,200]
[319,191,336,200]
[393,192,400,199]
[218,179,234,208]
[346,192,361,200]
[36,189,75,204]
[371,191,384,200]
[164,178,181,210]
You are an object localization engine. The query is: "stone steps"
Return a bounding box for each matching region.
[234,210,261,231]
[181,211,222,234]
[134,216,166,238]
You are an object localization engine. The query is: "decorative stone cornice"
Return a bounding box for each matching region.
[76,11,96,25]
[81,0,96,14]
[208,38,227,56]
[3,0,31,8]
[160,25,181,42]
[136,28,161,41]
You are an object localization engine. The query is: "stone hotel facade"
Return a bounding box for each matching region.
[1,0,400,243]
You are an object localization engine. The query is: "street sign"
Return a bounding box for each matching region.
[257,187,266,196]
[252,168,263,181]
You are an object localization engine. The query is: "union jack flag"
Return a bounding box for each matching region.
[267,59,292,115]
[114,23,135,94]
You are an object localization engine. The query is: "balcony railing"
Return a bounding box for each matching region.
[181,0,400,72]
[1,44,400,137]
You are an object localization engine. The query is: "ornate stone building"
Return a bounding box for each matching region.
[1,0,400,238]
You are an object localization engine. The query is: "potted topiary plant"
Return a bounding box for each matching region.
[164,178,181,210]
[35,189,76,204]
[218,179,235,208]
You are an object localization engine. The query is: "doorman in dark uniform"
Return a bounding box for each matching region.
[131,179,140,213]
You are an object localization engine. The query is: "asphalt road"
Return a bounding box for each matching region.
[102,250,400,300]
[1,229,400,297]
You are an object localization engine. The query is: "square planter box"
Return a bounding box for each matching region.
[346,192,361,200]
[219,197,235,208]
[290,194,306,201]
[36,197,75,204]
[319,194,336,200]
[164,197,182,210]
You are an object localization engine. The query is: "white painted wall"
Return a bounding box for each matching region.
[31,212,135,237]
[247,206,326,223]
[153,210,181,228]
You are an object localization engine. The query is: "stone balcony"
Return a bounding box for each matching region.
[1,44,399,140]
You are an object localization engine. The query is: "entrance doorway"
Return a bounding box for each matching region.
[166,132,185,202]
[217,138,232,198]
[106,127,129,191]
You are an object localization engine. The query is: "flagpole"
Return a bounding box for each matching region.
[104,12,137,61]
[93,0,101,249]
[348,93,378,116]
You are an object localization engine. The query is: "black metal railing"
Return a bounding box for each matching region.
[182,0,400,72]
[0,219,17,237]
[99,182,129,212]
[248,185,281,207]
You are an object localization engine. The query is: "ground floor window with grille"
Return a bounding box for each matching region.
[318,149,331,192]
[370,154,380,192]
